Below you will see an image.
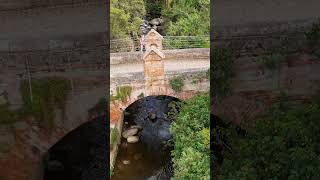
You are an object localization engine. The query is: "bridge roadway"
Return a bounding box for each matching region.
[110,59,210,78]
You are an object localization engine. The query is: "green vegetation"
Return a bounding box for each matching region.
[257,53,283,71]
[305,19,320,46]
[170,94,210,179]
[163,36,210,49]
[111,0,209,38]
[111,86,132,102]
[110,166,114,178]
[111,0,146,39]
[212,47,234,101]
[138,92,144,99]
[20,77,70,128]
[162,0,210,36]
[169,76,184,93]
[191,71,209,84]
[145,0,163,18]
[216,96,320,179]
[110,128,120,146]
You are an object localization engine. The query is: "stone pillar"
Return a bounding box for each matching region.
[144,29,164,50]
[143,30,166,96]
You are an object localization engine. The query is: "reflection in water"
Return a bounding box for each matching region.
[112,96,180,180]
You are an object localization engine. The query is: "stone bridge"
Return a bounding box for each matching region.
[109,30,210,169]
[0,36,107,179]
[0,1,107,179]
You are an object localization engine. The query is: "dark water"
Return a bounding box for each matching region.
[43,115,108,180]
[112,95,180,180]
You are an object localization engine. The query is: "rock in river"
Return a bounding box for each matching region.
[122,128,138,138]
[123,160,130,165]
[148,112,157,120]
[127,136,139,143]
[130,125,142,130]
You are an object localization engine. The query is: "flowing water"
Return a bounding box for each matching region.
[112,96,180,180]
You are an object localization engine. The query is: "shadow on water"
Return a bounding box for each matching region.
[112,95,180,180]
[42,115,108,180]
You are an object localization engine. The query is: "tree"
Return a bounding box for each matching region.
[110,0,145,39]
[162,0,210,36]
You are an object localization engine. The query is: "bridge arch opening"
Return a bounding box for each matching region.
[112,95,180,179]
[42,115,108,180]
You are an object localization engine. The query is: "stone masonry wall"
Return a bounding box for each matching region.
[110,48,210,65]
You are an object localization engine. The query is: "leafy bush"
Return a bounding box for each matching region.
[111,0,145,39]
[111,86,132,102]
[170,94,210,180]
[169,76,184,93]
[218,99,320,179]
[20,77,70,128]
[162,0,210,36]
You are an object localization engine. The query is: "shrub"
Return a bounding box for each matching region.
[169,76,184,93]
[20,77,70,128]
[170,94,210,180]
[111,86,132,102]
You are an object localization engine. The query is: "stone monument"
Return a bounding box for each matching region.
[143,29,166,96]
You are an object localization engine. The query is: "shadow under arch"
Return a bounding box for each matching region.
[112,95,180,180]
[42,115,108,180]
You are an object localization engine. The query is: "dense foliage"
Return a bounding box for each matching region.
[216,98,320,179]
[170,94,210,179]
[211,47,234,101]
[111,0,210,38]
[169,76,184,93]
[110,0,145,39]
[162,0,210,36]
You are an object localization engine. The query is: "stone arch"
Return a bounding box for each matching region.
[42,115,108,180]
